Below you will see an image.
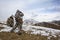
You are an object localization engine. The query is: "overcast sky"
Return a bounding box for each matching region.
[0,0,60,22]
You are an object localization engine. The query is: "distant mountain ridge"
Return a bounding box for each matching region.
[34,20,60,30]
[51,20,60,25]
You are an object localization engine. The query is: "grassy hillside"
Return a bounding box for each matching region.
[0,32,59,40]
[0,32,47,40]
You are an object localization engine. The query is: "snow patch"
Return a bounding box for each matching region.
[0,25,60,37]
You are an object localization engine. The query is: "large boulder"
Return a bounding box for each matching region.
[6,15,14,27]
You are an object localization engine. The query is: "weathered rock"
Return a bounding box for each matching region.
[6,15,14,27]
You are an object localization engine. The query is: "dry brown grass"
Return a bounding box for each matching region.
[0,32,47,40]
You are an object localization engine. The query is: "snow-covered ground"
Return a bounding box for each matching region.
[0,25,60,37]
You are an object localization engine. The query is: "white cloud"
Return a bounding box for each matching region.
[26,0,50,4]
[23,9,60,22]
[0,0,60,22]
[23,5,60,22]
[34,12,60,22]
[0,0,27,21]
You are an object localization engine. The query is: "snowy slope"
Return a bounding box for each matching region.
[0,25,60,37]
